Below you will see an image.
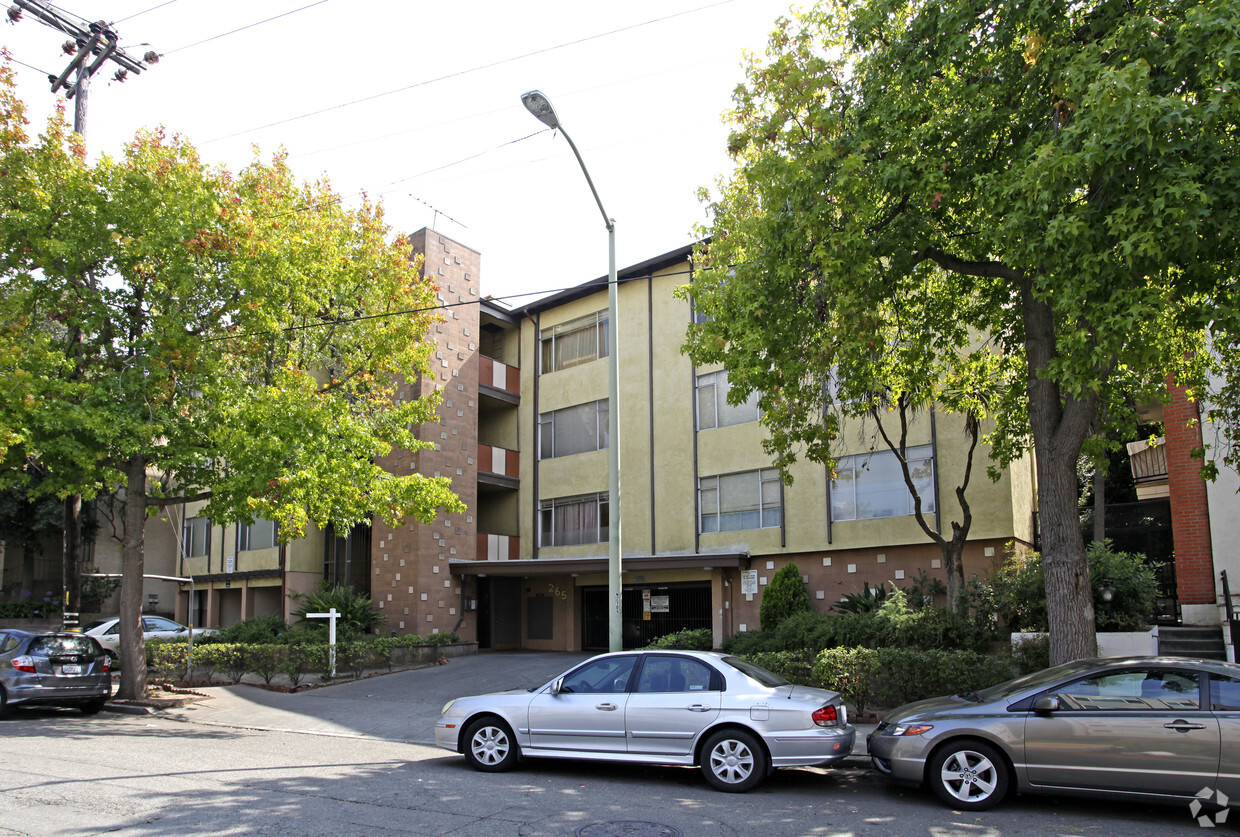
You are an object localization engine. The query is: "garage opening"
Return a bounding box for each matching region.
[581,581,711,650]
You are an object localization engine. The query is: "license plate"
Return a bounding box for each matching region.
[60,664,81,675]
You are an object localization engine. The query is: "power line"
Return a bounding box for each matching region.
[163,0,330,56]
[113,0,181,25]
[203,0,737,144]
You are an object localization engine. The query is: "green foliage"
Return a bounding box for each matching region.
[681,0,1240,664]
[217,615,288,645]
[760,563,812,628]
[146,640,189,683]
[1011,634,1051,675]
[245,645,284,685]
[742,650,817,685]
[812,647,1015,713]
[642,628,713,651]
[0,590,61,618]
[290,582,386,634]
[0,65,465,698]
[992,543,1158,632]
[831,582,888,615]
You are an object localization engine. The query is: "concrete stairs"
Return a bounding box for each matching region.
[1157,626,1228,660]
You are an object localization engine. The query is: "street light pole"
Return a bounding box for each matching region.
[521,90,623,652]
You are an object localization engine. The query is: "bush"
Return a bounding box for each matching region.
[290,582,386,635]
[811,646,1015,714]
[146,639,189,682]
[743,650,817,685]
[283,643,320,689]
[217,615,288,645]
[760,562,812,628]
[991,541,1158,632]
[643,628,713,651]
[1011,634,1050,675]
[246,644,285,685]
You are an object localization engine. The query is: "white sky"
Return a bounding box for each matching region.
[2,0,797,304]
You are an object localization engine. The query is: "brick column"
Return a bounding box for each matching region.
[1164,382,1215,610]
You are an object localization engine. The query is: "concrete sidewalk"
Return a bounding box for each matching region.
[139,650,877,759]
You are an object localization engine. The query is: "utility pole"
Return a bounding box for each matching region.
[9,0,155,135]
[8,0,156,629]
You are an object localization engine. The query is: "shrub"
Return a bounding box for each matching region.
[290,582,386,635]
[642,628,713,651]
[283,643,320,689]
[1011,634,1051,674]
[831,581,888,615]
[246,644,285,685]
[743,650,817,685]
[760,562,812,628]
[146,639,189,683]
[218,615,288,645]
[812,646,1015,714]
[991,542,1158,632]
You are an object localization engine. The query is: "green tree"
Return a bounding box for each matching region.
[760,562,812,628]
[0,66,464,698]
[685,0,1238,664]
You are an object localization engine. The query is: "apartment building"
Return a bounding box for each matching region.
[365,230,1038,651]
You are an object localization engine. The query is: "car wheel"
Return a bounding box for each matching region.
[80,697,109,716]
[462,717,519,772]
[928,740,1010,811]
[701,729,767,792]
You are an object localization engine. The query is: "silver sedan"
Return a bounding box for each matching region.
[868,656,1240,812]
[436,650,855,792]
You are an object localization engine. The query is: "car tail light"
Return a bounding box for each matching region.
[813,704,840,727]
[11,656,36,674]
[100,656,111,673]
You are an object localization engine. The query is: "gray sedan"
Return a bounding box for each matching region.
[0,630,111,718]
[868,656,1240,812]
[436,650,855,792]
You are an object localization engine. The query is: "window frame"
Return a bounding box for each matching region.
[698,468,783,534]
[181,515,210,559]
[238,518,278,552]
[830,444,937,522]
[539,492,610,547]
[695,369,760,430]
[539,399,609,459]
[538,311,609,374]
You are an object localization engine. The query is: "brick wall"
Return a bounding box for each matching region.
[1165,381,1215,605]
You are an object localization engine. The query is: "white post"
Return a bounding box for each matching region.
[307,608,339,678]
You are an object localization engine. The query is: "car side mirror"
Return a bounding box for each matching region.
[1032,695,1060,713]
[550,677,564,696]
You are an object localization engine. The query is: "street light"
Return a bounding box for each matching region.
[521,89,623,652]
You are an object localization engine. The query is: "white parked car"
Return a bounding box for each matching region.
[436,650,855,792]
[79,617,216,657]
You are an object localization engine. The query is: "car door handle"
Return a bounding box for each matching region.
[687,704,711,712]
[596,703,618,711]
[1164,720,1207,731]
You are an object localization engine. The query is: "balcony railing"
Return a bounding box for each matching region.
[478,443,518,479]
[1126,437,1168,484]
[479,355,519,397]
[477,533,519,561]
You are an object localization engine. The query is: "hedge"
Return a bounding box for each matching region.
[809,646,1015,714]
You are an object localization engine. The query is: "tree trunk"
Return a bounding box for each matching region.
[944,521,967,613]
[1021,276,1097,665]
[62,494,82,622]
[116,455,148,700]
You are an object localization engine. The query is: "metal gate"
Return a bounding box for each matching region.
[581,582,712,650]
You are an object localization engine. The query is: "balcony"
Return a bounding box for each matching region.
[478,443,519,491]
[478,533,519,561]
[1127,437,1168,500]
[479,356,519,402]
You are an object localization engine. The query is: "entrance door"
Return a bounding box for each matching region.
[581,582,713,650]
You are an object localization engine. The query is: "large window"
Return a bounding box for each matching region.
[540,400,609,459]
[696,369,759,430]
[540,493,609,547]
[698,469,782,533]
[831,445,936,521]
[181,516,210,558]
[238,517,278,552]
[539,311,608,373]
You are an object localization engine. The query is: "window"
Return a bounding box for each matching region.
[636,656,718,693]
[182,516,210,559]
[1055,669,1200,711]
[539,400,608,458]
[699,469,782,533]
[238,518,278,552]
[540,493,609,547]
[1210,676,1240,711]
[831,445,936,521]
[539,311,608,373]
[696,370,759,430]
[560,655,637,694]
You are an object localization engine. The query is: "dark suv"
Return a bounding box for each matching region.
[0,630,111,718]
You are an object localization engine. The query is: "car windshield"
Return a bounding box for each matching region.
[28,636,100,657]
[722,656,790,687]
[971,659,1102,702]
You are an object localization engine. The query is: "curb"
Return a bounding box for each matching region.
[103,702,154,716]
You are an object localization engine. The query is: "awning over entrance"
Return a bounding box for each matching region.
[448,552,749,577]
